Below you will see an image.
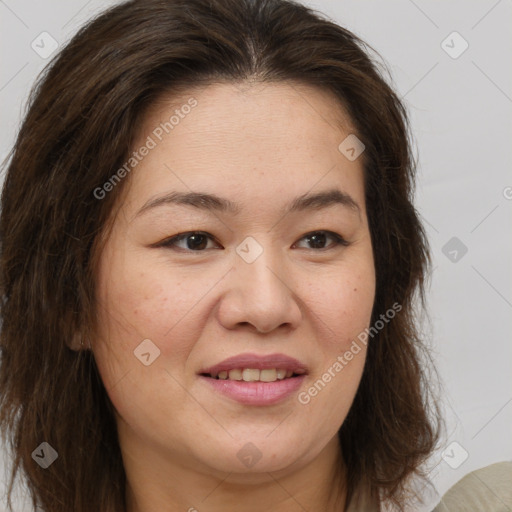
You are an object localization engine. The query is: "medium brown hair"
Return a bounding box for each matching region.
[0,0,441,510]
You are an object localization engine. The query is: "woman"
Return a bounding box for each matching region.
[0,0,442,510]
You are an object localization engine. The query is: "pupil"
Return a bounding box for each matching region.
[307,232,326,249]
[187,234,207,250]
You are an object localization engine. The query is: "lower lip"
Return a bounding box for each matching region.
[199,375,306,406]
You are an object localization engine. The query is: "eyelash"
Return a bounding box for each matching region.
[157,230,350,252]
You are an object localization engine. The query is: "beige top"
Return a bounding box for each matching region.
[431,461,512,512]
[345,461,512,511]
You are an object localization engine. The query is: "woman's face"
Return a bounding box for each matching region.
[93,82,375,481]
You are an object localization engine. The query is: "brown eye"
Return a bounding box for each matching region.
[159,232,221,251]
[294,231,350,250]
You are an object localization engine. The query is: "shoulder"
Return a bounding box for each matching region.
[432,461,512,512]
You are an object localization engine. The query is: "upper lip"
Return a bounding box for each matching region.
[199,352,308,376]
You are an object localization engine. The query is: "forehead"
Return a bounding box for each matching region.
[140,80,354,149]
[122,81,366,217]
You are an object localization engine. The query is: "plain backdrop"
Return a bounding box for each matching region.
[1,1,511,511]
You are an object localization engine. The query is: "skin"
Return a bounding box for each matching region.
[90,81,376,512]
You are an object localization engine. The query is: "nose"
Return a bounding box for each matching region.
[216,241,303,334]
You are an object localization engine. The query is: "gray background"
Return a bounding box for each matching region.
[1,0,511,510]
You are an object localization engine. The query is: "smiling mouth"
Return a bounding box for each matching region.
[201,368,306,382]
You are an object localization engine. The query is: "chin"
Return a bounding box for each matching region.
[194,434,313,476]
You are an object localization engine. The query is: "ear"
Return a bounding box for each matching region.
[67,332,90,351]
[66,332,82,351]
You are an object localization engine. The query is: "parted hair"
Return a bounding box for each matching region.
[0,0,441,510]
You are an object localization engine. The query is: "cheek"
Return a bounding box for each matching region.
[92,256,200,415]
[94,249,215,370]
[299,269,374,432]
[299,258,374,411]
[310,264,375,348]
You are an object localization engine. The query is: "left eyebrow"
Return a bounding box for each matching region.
[135,188,362,219]
[287,189,361,217]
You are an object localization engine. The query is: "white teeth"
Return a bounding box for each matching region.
[259,369,277,382]
[228,369,243,380]
[276,369,287,380]
[242,368,260,381]
[211,368,297,381]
